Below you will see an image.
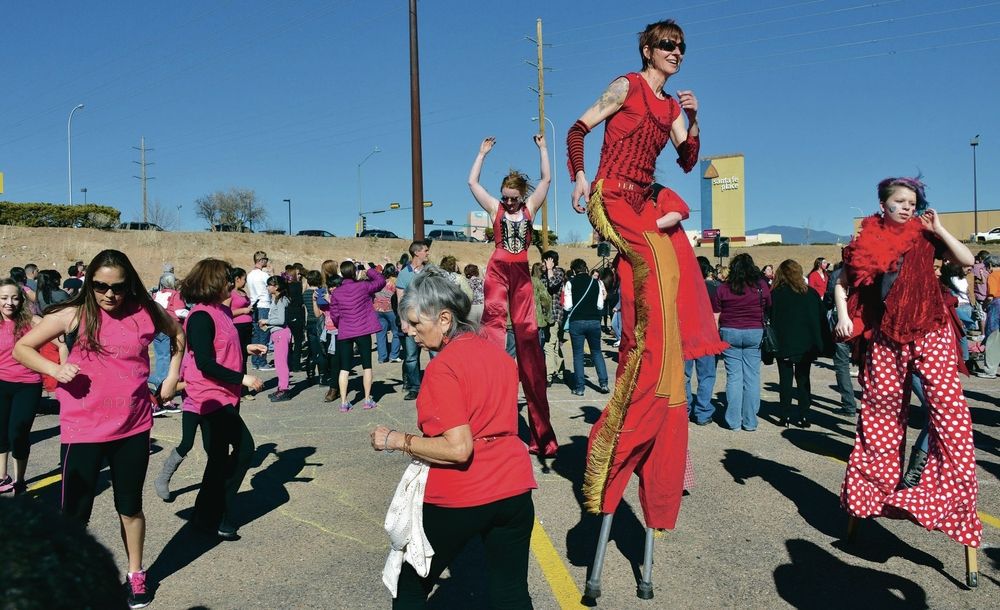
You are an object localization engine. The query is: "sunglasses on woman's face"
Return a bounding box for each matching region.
[92,281,127,295]
[653,38,686,55]
[500,196,523,204]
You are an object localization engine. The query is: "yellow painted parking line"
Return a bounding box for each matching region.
[27,473,61,492]
[979,511,1000,529]
[807,444,1000,531]
[530,516,585,609]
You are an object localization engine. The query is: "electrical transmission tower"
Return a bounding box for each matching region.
[133,136,155,223]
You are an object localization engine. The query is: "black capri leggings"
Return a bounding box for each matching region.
[394,491,534,609]
[337,334,373,371]
[0,380,41,460]
[61,430,150,522]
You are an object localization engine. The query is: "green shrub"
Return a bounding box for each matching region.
[0,202,121,229]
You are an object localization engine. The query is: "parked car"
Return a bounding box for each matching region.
[359,229,399,239]
[211,224,252,233]
[119,222,164,231]
[427,229,469,242]
[970,227,1000,243]
[296,229,335,237]
[260,229,286,235]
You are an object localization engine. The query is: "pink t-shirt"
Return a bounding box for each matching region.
[57,303,156,443]
[0,320,42,384]
[230,290,252,324]
[182,303,243,415]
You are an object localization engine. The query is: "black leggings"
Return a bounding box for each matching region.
[194,405,254,526]
[176,410,203,457]
[338,334,373,371]
[235,322,253,374]
[61,431,150,521]
[394,491,534,609]
[777,358,813,420]
[0,380,41,459]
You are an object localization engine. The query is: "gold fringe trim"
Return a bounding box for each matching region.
[582,180,651,515]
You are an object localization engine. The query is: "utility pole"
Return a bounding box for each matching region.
[132,136,155,223]
[409,0,425,241]
[527,18,551,249]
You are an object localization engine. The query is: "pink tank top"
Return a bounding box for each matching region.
[0,320,42,384]
[57,303,156,443]
[182,303,243,414]
[230,290,252,324]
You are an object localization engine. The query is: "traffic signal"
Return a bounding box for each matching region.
[361,216,368,232]
[424,219,434,225]
[714,236,730,258]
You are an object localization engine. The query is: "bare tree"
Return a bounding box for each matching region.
[146,199,175,229]
[195,188,268,230]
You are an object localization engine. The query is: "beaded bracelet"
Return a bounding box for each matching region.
[384,429,397,454]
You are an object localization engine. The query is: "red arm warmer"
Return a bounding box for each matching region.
[675,133,700,173]
[566,120,590,181]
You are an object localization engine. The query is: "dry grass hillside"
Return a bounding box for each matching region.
[0,224,848,285]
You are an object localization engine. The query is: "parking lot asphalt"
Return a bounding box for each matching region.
[19,339,1000,609]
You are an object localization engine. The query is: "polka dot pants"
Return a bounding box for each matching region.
[840,326,982,548]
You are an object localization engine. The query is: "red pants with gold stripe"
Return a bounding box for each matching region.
[584,179,688,529]
[841,326,981,547]
[481,249,558,457]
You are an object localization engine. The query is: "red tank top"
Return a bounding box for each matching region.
[595,72,680,187]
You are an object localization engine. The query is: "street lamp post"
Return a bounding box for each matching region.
[283,198,292,235]
[176,204,183,230]
[357,146,381,236]
[532,116,558,238]
[80,187,88,204]
[971,135,980,237]
[67,103,84,205]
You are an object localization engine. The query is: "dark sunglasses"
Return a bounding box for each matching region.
[92,280,127,295]
[653,38,686,55]
[500,196,524,204]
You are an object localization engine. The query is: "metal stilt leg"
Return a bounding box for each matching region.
[965,545,978,588]
[846,516,859,542]
[637,527,655,599]
[584,513,614,600]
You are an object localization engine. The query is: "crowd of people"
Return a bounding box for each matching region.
[1,16,996,609]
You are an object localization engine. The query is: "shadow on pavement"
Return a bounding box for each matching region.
[28,422,60,446]
[551,409,648,593]
[774,539,927,609]
[148,442,316,589]
[720,448,957,585]
[781,429,852,462]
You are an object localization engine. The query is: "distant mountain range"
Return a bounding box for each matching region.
[747,225,852,245]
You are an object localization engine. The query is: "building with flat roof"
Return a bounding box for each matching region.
[700,153,746,241]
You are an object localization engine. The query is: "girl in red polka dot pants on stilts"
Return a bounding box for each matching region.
[834,177,981,549]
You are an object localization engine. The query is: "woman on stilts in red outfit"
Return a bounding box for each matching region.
[834,177,982,585]
[566,20,725,599]
[468,133,558,458]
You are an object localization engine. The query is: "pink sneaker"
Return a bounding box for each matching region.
[339,402,353,413]
[0,475,13,494]
[126,570,151,608]
[363,398,378,410]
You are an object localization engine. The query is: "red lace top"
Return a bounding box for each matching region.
[595,73,680,187]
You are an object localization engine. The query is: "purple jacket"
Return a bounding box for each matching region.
[329,269,386,340]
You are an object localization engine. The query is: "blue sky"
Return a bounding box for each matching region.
[2,0,998,241]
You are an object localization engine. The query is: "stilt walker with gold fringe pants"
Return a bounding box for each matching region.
[567,68,726,600]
